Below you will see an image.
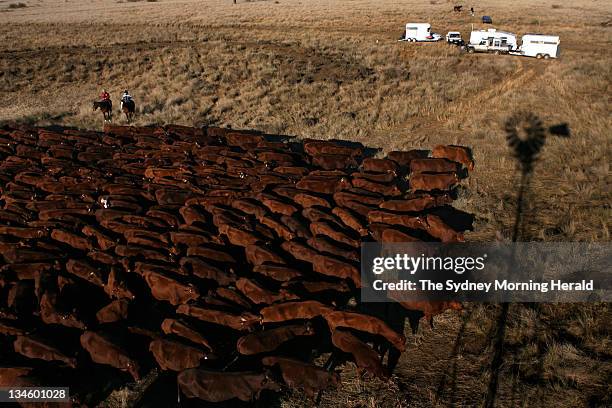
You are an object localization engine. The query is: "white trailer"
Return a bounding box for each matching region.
[399,23,442,42]
[468,29,518,50]
[512,34,560,59]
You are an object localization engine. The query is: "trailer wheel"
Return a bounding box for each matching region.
[543,54,550,60]
[467,47,475,53]
[536,54,543,59]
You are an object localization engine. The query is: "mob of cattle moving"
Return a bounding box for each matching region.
[0,123,473,405]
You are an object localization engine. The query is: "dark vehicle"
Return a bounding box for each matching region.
[482,16,493,24]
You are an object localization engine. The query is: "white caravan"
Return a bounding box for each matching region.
[514,34,560,59]
[400,23,442,42]
[469,29,518,50]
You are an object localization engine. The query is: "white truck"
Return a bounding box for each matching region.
[446,31,464,45]
[511,34,560,59]
[465,29,518,54]
[399,23,442,42]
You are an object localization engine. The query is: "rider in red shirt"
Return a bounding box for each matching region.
[99,89,110,102]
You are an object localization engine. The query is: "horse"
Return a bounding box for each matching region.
[453,5,463,12]
[121,99,136,123]
[93,99,112,121]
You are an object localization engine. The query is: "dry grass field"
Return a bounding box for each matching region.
[1,0,611,407]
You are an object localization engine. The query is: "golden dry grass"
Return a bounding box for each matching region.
[1,1,611,407]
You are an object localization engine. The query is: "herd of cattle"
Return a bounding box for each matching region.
[0,122,474,406]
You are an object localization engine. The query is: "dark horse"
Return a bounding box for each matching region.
[93,99,112,121]
[121,99,136,123]
[453,5,463,12]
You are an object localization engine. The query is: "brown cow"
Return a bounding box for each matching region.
[287,280,351,294]
[379,194,452,212]
[114,245,170,263]
[82,225,116,250]
[161,319,214,352]
[236,323,314,355]
[170,231,218,247]
[236,278,299,305]
[392,297,463,321]
[351,178,402,197]
[143,270,199,306]
[176,305,261,331]
[367,211,425,230]
[178,369,281,403]
[361,158,398,174]
[260,300,334,323]
[221,224,265,247]
[303,140,363,157]
[96,299,129,323]
[65,259,105,287]
[262,356,339,397]
[231,198,269,220]
[245,244,286,266]
[279,215,312,240]
[432,145,474,171]
[296,176,350,195]
[410,172,459,192]
[40,291,87,330]
[310,221,360,248]
[292,192,331,209]
[323,311,406,351]
[260,215,295,241]
[104,267,135,300]
[179,205,209,225]
[424,214,465,242]
[257,194,298,216]
[179,257,236,285]
[149,338,208,371]
[215,287,254,309]
[0,366,34,387]
[380,228,422,243]
[280,240,319,263]
[351,171,396,184]
[80,331,140,380]
[331,329,387,378]
[13,335,76,368]
[331,207,368,236]
[333,190,383,206]
[301,207,341,225]
[252,264,302,282]
[0,227,46,239]
[311,154,358,170]
[0,320,27,336]
[409,158,460,174]
[386,149,430,167]
[186,246,236,264]
[312,254,361,287]
[307,236,359,262]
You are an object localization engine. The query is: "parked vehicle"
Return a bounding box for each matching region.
[446,31,464,45]
[399,23,442,42]
[482,16,492,24]
[465,28,517,54]
[510,34,560,59]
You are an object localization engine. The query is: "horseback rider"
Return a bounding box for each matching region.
[99,89,110,103]
[120,90,133,109]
